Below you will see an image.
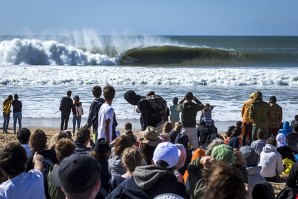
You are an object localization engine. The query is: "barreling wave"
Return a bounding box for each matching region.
[1,38,298,66]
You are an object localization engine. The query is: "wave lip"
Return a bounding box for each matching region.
[0,39,117,65]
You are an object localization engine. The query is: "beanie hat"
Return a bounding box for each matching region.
[211,144,235,164]
[240,146,259,167]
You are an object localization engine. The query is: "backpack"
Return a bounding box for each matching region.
[146,95,167,119]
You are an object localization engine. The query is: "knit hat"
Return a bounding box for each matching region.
[211,144,235,164]
[276,133,286,147]
[239,146,259,167]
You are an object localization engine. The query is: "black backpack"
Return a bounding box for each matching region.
[146,95,167,119]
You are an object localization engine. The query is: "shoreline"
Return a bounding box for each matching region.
[0,117,235,132]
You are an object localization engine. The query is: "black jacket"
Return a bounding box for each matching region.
[138,99,162,130]
[59,97,73,114]
[87,98,105,130]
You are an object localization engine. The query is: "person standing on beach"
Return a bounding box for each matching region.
[97,84,115,143]
[87,86,105,140]
[250,91,269,141]
[72,95,83,136]
[2,95,13,134]
[268,96,282,137]
[12,94,22,134]
[177,92,204,148]
[241,93,256,145]
[170,97,180,124]
[59,90,73,131]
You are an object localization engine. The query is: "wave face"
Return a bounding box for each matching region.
[1,36,298,66]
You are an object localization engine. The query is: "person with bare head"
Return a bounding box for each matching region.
[251,128,267,155]
[249,91,269,140]
[177,92,205,148]
[241,93,256,146]
[268,96,282,137]
[87,85,105,140]
[74,127,91,155]
[97,84,116,143]
[59,90,73,131]
[12,94,22,134]
[170,97,180,124]
[2,95,13,134]
[169,122,182,144]
[47,138,76,199]
[203,161,247,199]
[0,142,45,199]
[17,128,32,158]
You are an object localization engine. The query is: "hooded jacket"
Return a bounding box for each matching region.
[107,165,186,199]
[177,102,204,127]
[249,99,269,128]
[276,163,298,199]
[268,103,282,129]
[242,99,254,123]
[279,121,293,137]
[247,166,266,199]
[258,144,283,178]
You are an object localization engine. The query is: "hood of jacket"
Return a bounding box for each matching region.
[183,101,196,110]
[263,144,277,153]
[283,121,290,129]
[133,165,173,190]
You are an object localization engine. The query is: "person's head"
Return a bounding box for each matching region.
[236,121,242,128]
[269,96,277,104]
[122,147,142,173]
[92,86,102,98]
[267,137,277,147]
[91,138,111,160]
[294,125,298,133]
[153,142,180,169]
[48,131,70,150]
[147,91,155,96]
[67,90,72,97]
[55,138,76,162]
[17,128,31,144]
[226,126,235,137]
[172,97,178,105]
[73,95,80,102]
[141,126,162,147]
[59,154,101,199]
[205,138,225,156]
[14,94,18,100]
[0,142,27,178]
[204,161,247,199]
[113,135,133,156]
[124,90,141,106]
[162,122,173,134]
[239,146,259,167]
[175,131,189,149]
[76,127,90,146]
[257,128,265,140]
[185,92,193,101]
[29,129,47,153]
[199,120,206,127]
[276,133,287,147]
[124,122,132,131]
[254,91,263,101]
[211,144,235,164]
[252,182,275,199]
[7,95,13,101]
[295,115,298,121]
[173,122,182,132]
[249,92,256,100]
[103,84,115,102]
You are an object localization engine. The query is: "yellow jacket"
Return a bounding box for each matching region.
[241,99,253,123]
[2,100,12,114]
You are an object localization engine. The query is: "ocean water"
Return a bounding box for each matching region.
[1,35,298,130]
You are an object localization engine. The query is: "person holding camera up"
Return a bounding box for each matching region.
[177,92,204,148]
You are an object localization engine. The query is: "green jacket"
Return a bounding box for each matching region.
[249,100,269,128]
[177,102,204,127]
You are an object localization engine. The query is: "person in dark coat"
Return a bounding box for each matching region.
[276,163,298,199]
[59,90,73,131]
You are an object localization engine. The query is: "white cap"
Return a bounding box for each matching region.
[153,142,180,168]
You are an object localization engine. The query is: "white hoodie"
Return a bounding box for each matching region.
[258,144,283,178]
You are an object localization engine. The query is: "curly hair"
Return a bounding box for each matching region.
[0,142,27,178]
[29,129,47,153]
[76,127,90,144]
[103,84,115,101]
[162,122,173,134]
[48,131,70,150]
[122,147,142,173]
[55,138,76,162]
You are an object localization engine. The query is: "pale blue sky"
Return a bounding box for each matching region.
[1,0,298,35]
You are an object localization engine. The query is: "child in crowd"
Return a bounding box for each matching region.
[170,97,180,124]
[161,121,172,142]
[72,95,83,136]
[124,122,139,147]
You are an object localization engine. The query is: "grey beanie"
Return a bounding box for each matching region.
[240,146,259,167]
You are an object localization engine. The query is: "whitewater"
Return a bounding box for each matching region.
[1,35,298,130]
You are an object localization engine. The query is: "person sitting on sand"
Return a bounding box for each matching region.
[169,122,182,144]
[278,121,293,137]
[74,127,91,155]
[2,95,13,134]
[197,120,212,148]
[0,142,45,199]
[276,162,298,199]
[161,121,172,142]
[17,128,32,158]
[251,128,267,155]
[276,133,295,162]
[286,125,298,154]
[258,138,283,182]
[47,138,76,199]
[224,125,236,144]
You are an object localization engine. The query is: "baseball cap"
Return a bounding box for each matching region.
[58,154,100,193]
[153,142,180,168]
[141,126,162,147]
[211,144,235,164]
